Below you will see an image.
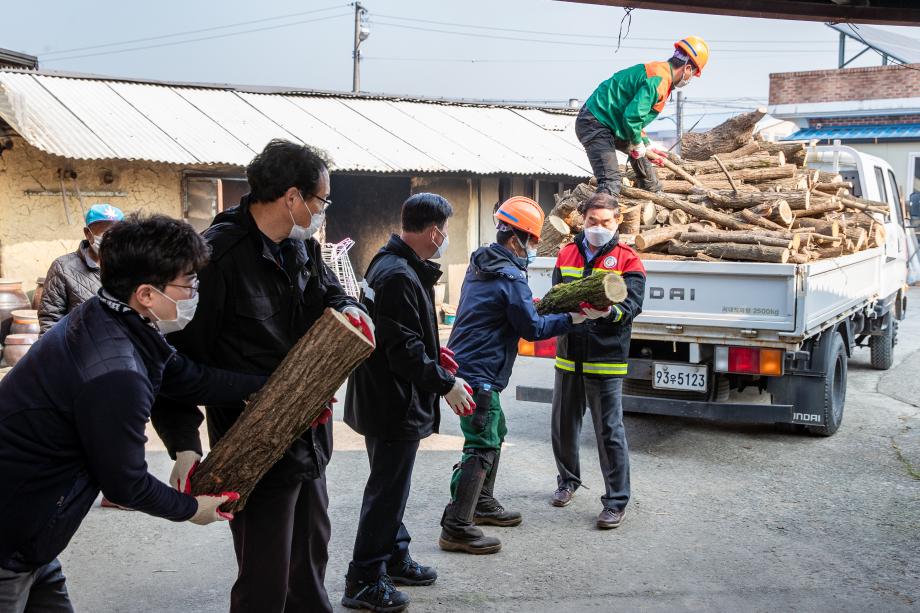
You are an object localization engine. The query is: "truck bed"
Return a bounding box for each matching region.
[528,248,884,348]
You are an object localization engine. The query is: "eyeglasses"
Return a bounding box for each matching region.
[301,191,332,211]
[166,278,200,297]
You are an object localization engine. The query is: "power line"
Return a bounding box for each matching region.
[41,4,349,57]
[372,12,837,46]
[845,23,920,73]
[369,20,836,53]
[42,12,352,63]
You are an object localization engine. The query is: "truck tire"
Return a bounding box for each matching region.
[869,316,896,371]
[805,331,847,437]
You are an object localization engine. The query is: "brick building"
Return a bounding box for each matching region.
[769,62,920,200]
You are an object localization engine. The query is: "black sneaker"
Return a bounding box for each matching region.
[387,553,438,586]
[341,576,409,612]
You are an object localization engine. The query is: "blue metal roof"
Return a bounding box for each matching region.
[783,123,920,141]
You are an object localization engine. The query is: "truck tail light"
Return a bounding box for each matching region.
[714,346,784,376]
[517,338,557,359]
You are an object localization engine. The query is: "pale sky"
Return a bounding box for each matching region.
[4,0,919,123]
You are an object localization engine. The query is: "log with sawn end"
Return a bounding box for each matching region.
[535,271,627,315]
[667,240,790,263]
[679,230,800,250]
[621,186,753,231]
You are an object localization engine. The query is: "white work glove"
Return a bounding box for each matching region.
[189,492,239,525]
[569,311,588,324]
[629,142,647,159]
[169,451,202,494]
[583,305,614,319]
[444,376,475,416]
[343,306,376,346]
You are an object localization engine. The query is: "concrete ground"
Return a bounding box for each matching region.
[59,293,920,612]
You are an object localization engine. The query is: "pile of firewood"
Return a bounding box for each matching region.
[539,109,890,264]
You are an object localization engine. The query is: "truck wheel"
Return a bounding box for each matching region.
[806,332,847,437]
[869,317,896,370]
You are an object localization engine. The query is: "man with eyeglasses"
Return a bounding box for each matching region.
[152,139,373,613]
[0,214,266,612]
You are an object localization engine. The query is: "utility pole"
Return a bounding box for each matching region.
[675,91,684,156]
[352,2,369,93]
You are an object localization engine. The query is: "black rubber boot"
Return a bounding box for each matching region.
[439,452,501,554]
[474,450,522,527]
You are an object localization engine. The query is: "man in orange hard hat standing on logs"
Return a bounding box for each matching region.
[576,36,710,196]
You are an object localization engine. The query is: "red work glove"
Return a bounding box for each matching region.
[190,491,240,524]
[170,451,202,494]
[344,307,375,346]
[439,347,459,375]
[311,398,336,428]
[648,146,668,167]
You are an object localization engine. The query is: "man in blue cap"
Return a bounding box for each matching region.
[39,204,125,334]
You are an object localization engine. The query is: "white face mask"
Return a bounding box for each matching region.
[431,227,449,260]
[515,234,537,266]
[149,286,199,334]
[91,233,103,252]
[288,192,326,241]
[585,225,615,247]
[674,67,693,89]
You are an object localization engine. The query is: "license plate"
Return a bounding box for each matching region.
[652,362,708,392]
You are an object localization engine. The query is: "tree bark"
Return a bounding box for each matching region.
[719,141,762,159]
[618,205,641,235]
[668,240,790,263]
[679,230,797,249]
[729,165,798,183]
[792,217,839,237]
[678,108,766,161]
[535,271,627,314]
[758,141,808,166]
[621,186,752,231]
[635,224,693,251]
[660,179,759,194]
[190,309,374,511]
[689,153,785,176]
[668,209,690,226]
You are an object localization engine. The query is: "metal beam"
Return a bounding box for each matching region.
[558,0,920,26]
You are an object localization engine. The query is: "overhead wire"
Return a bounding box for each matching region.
[40,4,349,57]
[42,12,352,63]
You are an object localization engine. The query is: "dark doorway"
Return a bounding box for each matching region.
[326,175,412,279]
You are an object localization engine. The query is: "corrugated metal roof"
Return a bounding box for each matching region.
[0,70,591,176]
[783,123,920,141]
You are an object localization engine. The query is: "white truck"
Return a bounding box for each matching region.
[517,144,910,436]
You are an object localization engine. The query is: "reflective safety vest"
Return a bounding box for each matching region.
[552,235,646,378]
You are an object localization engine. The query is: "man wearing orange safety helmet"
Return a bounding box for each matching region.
[437,197,608,555]
[576,36,710,196]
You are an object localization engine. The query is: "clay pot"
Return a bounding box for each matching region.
[0,280,31,343]
[10,310,39,335]
[3,333,37,367]
[32,277,45,310]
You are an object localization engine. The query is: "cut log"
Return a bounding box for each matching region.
[691,153,785,176]
[719,141,762,159]
[668,209,689,226]
[668,240,790,263]
[636,252,696,261]
[767,201,794,226]
[618,205,641,235]
[731,165,798,183]
[536,271,627,314]
[621,186,752,231]
[792,218,839,237]
[844,226,868,251]
[548,215,571,236]
[190,309,374,511]
[654,205,670,224]
[868,223,886,248]
[815,170,843,184]
[691,188,808,211]
[757,176,810,191]
[840,194,890,215]
[635,224,693,251]
[679,230,797,249]
[679,108,767,161]
[660,179,758,194]
[735,207,786,231]
[791,198,842,218]
[639,201,657,226]
[758,141,808,166]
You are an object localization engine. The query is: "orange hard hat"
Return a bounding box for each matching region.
[675,35,710,76]
[494,196,545,240]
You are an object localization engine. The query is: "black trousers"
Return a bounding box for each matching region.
[347,436,420,582]
[551,372,631,512]
[575,106,661,195]
[229,474,332,613]
[0,559,73,613]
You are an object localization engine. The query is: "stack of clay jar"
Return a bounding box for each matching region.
[0,279,37,368]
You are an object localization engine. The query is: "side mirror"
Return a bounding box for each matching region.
[909,192,920,218]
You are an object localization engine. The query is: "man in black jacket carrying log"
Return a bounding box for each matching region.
[0,214,264,612]
[152,140,373,613]
[343,193,474,612]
